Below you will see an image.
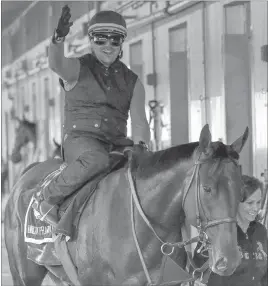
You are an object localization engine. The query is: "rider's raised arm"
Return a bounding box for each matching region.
[130,77,151,146]
[48,38,80,83]
[48,5,79,83]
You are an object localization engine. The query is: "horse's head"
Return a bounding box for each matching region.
[183,124,248,276]
[11,117,37,164]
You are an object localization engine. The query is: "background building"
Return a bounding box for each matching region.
[1,0,267,189]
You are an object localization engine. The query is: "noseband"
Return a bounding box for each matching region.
[126,152,238,286]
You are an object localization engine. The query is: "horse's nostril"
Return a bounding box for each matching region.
[215,257,228,271]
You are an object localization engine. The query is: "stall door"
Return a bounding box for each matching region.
[130,40,143,83]
[39,76,51,160]
[31,81,37,121]
[251,2,268,178]
[224,2,252,175]
[169,23,189,145]
[188,6,206,142]
[129,40,144,138]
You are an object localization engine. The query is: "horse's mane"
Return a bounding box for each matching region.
[137,141,239,179]
[137,142,199,179]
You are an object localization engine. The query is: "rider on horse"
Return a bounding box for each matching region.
[33,5,150,234]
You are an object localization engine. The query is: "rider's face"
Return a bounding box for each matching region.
[90,33,122,67]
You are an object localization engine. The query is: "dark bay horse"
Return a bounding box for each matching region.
[11,116,62,164]
[10,117,37,164]
[4,125,249,286]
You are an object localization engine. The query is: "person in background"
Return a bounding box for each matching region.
[192,175,267,286]
[259,170,268,229]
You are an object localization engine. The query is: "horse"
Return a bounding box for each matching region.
[10,116,62,164]
[4,125,249,286]
[10,116,37,164]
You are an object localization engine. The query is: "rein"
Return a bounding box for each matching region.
[126,152,237,286]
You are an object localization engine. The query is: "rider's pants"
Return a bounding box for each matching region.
[43,132,111,205]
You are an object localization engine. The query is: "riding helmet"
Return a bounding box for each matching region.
[88,10,127,39]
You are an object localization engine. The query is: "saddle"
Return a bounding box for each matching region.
[23,149,140,266]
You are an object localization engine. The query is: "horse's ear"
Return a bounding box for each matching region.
[199,124,211,154]
[230,127,249,154]
[53,138,60,147]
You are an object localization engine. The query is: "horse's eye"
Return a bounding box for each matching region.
[203,186,212,193]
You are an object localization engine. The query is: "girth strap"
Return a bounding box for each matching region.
[54,235,81,286]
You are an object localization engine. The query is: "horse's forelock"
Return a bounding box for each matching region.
[211,141,239,161]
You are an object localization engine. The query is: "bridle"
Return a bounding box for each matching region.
[182,154,238,243]
[126,151,239,286]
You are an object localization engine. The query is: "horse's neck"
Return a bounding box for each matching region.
[137,158,194,237]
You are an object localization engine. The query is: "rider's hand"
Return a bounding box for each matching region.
[133,141,149,153]
[137,141,149,151]
[123,141,149,157]
[56,5,73,37]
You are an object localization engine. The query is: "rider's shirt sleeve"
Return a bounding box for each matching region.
[130,77,151,145]
[48,39,80,84]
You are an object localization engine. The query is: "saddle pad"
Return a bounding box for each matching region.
[24,162,68,244]
[24,196,58,244]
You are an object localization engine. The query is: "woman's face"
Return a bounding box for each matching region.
[238,188,262,222]
[90,33,122,67]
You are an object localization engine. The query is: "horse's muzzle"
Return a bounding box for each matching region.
[212,253,241,276]
[214,256,228,272]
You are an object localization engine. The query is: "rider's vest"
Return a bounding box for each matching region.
[62,54,138,143]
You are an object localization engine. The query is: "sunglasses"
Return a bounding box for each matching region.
[91,34,123,47]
